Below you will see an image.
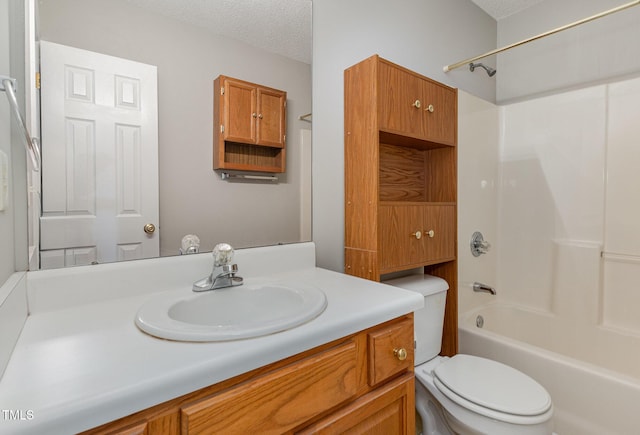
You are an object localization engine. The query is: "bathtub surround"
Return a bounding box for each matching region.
[458,74,640,434]
[456,91,500,315]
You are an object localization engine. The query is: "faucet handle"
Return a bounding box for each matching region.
[212,243,234,267]
[222,263,238,274]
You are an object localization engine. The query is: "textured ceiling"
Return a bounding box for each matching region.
[123,0,541,64]
[125,0,312,64]
[470,0,546,20]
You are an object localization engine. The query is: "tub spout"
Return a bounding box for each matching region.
[473,282,496,295]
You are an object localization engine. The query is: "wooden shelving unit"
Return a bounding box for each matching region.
[344,55,459,356]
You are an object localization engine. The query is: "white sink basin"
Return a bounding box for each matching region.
[135,281,327,342]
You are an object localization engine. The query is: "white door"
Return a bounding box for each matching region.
[39,41,159,268]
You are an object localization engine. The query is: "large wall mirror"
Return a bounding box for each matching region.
[34,0,312,269]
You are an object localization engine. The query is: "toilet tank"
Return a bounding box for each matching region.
[383,274,448,365]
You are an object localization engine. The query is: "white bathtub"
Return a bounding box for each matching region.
[459,303,640,435]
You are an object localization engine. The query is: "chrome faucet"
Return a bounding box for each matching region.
[473,282,496,295]
[193,243,244,292]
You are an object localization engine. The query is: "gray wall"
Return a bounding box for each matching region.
[497,0,640,102]
[311,0,497,272]
[39,0,312,256]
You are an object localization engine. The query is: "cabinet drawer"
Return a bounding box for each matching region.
[379,203,455,273]
[181,340,358,435]
[367,319,414,387]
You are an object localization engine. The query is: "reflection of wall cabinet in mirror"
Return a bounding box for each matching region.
[344,55,458,356]
[213,75,287,173]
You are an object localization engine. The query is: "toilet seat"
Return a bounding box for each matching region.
[431,354,553,425]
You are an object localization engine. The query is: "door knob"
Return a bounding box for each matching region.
[144,223,156,234]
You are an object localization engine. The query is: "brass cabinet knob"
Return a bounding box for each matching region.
[425,104,434,113]
[144,223,156,234]
[394,348,408,361]
[412,99,421,109]
[258,113,263,119]
[412,230,422,240]
[252,112,257,118]
[426,229,435,238]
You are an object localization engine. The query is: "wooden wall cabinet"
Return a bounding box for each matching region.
[82,316,415,435]
[344,55,458,356]
[377,61,456,146]
[213,75,286,173]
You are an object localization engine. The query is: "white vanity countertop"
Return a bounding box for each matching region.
[0,244,423,434]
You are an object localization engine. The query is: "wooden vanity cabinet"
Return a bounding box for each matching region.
[213,75,286,173]
[82,316,415,435]
[344,54,458,356]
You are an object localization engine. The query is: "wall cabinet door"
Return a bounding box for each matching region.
[256,87,286,148]
[222,78,257,144]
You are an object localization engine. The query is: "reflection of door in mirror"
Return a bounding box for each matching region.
[39,41,159,269]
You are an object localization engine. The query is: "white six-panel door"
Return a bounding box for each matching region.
[39,41,159,268]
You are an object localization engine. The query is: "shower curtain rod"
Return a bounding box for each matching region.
[1,76,40,171]
[443,0,640,73]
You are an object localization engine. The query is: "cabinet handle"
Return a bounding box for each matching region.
[258,113,263,119]
[412,99,421,109]
[425,104,434,113]
[425,230,435,238]
[393,348,408,361]
[412,230,422,240]
[252,112,257,118]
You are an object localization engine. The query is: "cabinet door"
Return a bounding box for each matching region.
[297,374,415,435]
[256,87,286,148]
[222,78,257,144]
[379,205,427,272]
[378,62,424,138]
[422,204,456,262]
[422,81,456,145]
[379,204,456,273]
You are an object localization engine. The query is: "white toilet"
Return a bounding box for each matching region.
[384,274,554,435]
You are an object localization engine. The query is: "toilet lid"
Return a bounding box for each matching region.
[434,355,552,418]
